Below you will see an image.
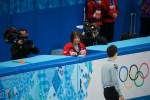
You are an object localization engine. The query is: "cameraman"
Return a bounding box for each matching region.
[82,22,108,47]
[10,28,39,60]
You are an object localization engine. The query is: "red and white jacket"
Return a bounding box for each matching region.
[63,42,87,56]
[86,0,104,25]
[102,0,119,22]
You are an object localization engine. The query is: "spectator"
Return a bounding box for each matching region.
[140,0,150,37]
[63,31,87,56]
[85,0,104,33]
[101,45,124,100]
[101,0,119,42]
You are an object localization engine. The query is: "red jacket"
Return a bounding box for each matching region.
[141,0,150,18]
[63,42,87,56]
[102,0,119,22]
[86,0,104,25]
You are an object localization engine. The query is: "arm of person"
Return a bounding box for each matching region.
[30,45,39,54]
[87,1,96,15]
[114,0,119,14]
[102,0,115,17]
[120,95,124,100]
[112,0,119,18]
[108,6,118,18]
[79,42,88,55]
[63,43,71,56]
[110,64,123,97]
[103,0,119,18]
[102,0,109,12]
[87,0,102,19]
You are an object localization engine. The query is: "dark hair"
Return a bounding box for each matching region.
[70,31,82,42]
[18,28,28,34]
[107,45,118,57]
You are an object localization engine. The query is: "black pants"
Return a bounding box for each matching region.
[101,22,114,42]
[140,17,150,37]
[104,86,119,100]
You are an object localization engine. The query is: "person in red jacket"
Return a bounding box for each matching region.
[140,0,150,37]
[63,31,87,56]
[86,0,104,26]
[101,0,119,42]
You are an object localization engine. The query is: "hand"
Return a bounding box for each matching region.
[80,50,86,55]
[17,40,23,45]
[82,32,85,36]
[5,39,8,42]
[70,52,78,56]
[93,10,101,19]
[112,13,118,18]
[31,45,35,48]
[92,32,98,38]
[119,95,124,100]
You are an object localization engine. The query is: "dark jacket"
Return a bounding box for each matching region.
[10,43,39,60]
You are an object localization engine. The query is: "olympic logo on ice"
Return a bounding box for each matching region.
[119,63,149,89]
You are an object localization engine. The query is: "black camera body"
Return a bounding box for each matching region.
[83,21,99,38]
[3,27,20,44]
[82,21,108,46]
[3,27,32,46]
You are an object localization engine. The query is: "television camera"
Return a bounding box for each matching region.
[3,27,33,47]
[3,27,19,44]
[83,21,100,38]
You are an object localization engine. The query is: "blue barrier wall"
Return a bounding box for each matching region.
[0,0,141,62]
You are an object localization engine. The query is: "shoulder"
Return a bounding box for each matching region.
[102,60,110,68]
[106,60,118,70]
[64,42,73,47]
[79,42,86,48]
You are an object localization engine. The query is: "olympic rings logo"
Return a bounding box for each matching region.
[119,63,149,89]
